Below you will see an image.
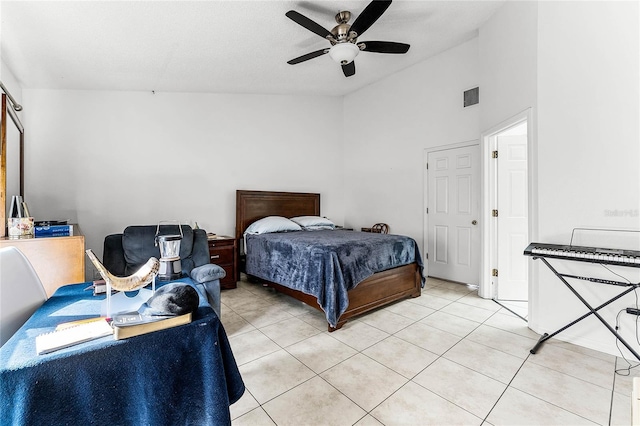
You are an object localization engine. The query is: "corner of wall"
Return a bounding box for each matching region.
[1,58,24,106]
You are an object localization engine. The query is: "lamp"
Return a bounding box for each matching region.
[329,43,360,65]
[155,221,183,281]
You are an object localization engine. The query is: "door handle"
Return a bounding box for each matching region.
[471,220,478,225]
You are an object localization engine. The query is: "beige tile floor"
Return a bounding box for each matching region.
[222,276,638,425]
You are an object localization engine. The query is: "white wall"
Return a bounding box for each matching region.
[535,1,640,357]
[1,59,22,104]
[342,38,481,251]
[479,1,538,131]
[22,90,345,276]
[1,59,24,217]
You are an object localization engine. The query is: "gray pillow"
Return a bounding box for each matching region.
[190,264,226,284]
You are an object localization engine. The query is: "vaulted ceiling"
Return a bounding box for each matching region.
[1,1,504,97]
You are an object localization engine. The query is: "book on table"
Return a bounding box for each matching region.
[34,224,73,237]
[111,312,192,340]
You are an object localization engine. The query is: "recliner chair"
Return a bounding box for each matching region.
[103,225,224,317]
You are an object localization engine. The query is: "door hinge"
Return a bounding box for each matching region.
[425,253,429,260]
[426,162,429,170]
[492,269,499,277]
[426,207,429,214]
[492,209,498,217]
[492,150,498,159]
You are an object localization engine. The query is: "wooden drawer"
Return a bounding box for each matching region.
[209,247,234,265]
[208,238,235,249]
[207,236,238,289]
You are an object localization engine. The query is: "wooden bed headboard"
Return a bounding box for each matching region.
[235,190,320,240]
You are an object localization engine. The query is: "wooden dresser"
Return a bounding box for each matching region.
[207,235,238,289]
[0,227,85,297]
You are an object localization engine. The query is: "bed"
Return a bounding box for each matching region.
[235,190,424,331]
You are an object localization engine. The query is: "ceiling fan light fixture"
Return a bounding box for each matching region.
[329,43,360,65]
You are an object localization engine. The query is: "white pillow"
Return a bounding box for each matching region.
[290,216,335,228]
[244,216,302,235]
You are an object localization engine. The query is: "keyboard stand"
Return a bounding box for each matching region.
[530,256,640,361]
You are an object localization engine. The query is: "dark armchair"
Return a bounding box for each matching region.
[103,225,224,317]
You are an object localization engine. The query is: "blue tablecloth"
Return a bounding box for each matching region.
[0,280,244,425]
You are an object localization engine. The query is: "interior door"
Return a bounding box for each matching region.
[496,134,529,300]
[427,144,480,284]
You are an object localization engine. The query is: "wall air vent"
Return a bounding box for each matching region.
[464,87,479,107]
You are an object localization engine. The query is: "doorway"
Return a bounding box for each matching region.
[479,110,534,321]
[424,142,480,285]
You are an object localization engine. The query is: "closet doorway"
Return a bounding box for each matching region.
[480,109,534,320]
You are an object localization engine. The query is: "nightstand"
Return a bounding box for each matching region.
[207,236,238,289]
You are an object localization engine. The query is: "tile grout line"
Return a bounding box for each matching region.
[364,305,500,424]
[481,351,531,424]
[231,279,452,425]
[475,316,605,426]
[228,278,625,425]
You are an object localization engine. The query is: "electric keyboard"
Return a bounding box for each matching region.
[524,242,640,267]
[525,241,640,360]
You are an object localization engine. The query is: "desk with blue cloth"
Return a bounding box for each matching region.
[0,280,244,425]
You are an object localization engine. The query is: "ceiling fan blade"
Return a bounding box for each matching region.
[360,41,410,54]
[286,10,333,39]
[349,0,392,37]
[342,61,356,77]
[287,49,328,65]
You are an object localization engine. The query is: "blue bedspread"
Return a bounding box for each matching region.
[245,230,424,327]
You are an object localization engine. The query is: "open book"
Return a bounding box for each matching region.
[36,318,114,355]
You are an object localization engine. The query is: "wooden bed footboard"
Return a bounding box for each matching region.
[257,262,422,332]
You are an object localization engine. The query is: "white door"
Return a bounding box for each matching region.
[496,134,529,300]
[427,144,480,284]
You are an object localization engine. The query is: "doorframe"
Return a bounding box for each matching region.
[423,139,480,281]
[479,108,538,320]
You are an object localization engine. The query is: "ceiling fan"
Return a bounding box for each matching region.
[286,0,410,77]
